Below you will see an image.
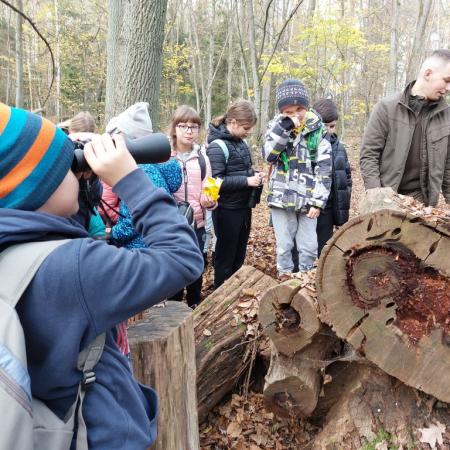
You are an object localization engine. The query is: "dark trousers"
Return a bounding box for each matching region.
[169,227,206,307]
[213,207,251,289]
[316,206,334,257]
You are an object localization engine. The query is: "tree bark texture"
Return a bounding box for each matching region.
[128,301,199,450]
[194,265,277,423]
[105,0,168,127]
[263,331,338,419]
[316,206,450,402]
[15,0,24,108]
[312,363,429,449]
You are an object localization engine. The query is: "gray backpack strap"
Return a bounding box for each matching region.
[0,240,69,308]
[211,139,229,163]
[75,332,106,450]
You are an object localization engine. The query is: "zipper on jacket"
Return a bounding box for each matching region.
[0,367,32,417]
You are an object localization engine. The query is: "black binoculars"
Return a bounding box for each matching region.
[71,133,172,172]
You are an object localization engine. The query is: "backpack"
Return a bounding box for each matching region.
[209,139,229,163]
[198,151,207,180]
[0,240,105,450]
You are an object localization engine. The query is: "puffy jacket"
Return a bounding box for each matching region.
[263,110,332,211]
[360,81,450,206]
[173,145,215,229]
[0,169,203,450]
[207,123,254,209]
[112,159,182,248]
[326,133,352,226]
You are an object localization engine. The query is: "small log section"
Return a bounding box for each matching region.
[259,279,339,418]
[128,301,199,450]
[263,331,338,418]
[316,188,450,402]
[259,279,321,356]
[194,265,277,423]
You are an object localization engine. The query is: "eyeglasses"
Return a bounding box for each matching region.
[176,124,200,133]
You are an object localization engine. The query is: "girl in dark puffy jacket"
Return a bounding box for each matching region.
[207,100,265,288]
[313,98,352,256]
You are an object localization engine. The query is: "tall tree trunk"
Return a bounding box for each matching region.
[15,0,24,108]
[205,0,216,125]
[53,0,61,120]
[247,0,262,135]
[105,0,127,123]
[307,0,316,18]
[226,0,234,104]
[105,0,168,128]
[6,7,12,104]
[405,0,434,82]
[387,0,400,95]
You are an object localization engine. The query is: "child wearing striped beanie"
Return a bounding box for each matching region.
[0,102,204,450]
[0,102,75,211]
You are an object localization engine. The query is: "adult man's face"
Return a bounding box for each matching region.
[424,62,450,101]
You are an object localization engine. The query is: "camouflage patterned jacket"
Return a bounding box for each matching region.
[263,110,332,211]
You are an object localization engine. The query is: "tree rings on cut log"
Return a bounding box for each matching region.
[316,209,450,402]
[259,280,321,356]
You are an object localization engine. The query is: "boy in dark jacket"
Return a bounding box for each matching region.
[313,98,352,256]
[0,104,203,449]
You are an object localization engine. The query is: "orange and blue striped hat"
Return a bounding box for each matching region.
[0,103,74,210]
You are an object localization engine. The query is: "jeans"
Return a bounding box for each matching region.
[271,207,317,274]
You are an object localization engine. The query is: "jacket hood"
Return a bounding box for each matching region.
[0,209,88,247]
[207,122,235,143]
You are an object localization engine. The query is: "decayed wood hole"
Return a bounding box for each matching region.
[346,244,450,345]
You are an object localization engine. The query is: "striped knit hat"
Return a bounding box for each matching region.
[0,103,74,210]
[276,79,310,112]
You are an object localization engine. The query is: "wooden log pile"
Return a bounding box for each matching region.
[256,188,450,448]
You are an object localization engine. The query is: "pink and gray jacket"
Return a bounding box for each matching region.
[172,144,216,229]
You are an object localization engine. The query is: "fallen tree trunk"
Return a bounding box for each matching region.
[312,363,425,449]
[194,265,277,423]
[128,301,198,450]
[317,189,450,402]
[263,330,338,418]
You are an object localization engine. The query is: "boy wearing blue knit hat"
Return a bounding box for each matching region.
[263,79,332,279]
[0,103,203,449]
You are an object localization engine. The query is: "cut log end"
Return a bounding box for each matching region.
[317,208,450,402]
[259,282,321,356]
[264,376,319,418]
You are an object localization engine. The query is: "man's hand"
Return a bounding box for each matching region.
[307,206,321,219]
[83,134,138,187]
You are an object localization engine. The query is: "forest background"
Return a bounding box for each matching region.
[0,0,449,144]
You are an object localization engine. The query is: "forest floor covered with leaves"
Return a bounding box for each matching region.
[198,137,450,450]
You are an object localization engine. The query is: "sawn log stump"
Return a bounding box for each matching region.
[316,206,450,402]
[128,301,199,450]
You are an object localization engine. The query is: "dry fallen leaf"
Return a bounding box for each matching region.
[226,421,242,438]
[203,329,212,336]
[238,299,255,308]
[375,442,389,450]
[418,421,446,449]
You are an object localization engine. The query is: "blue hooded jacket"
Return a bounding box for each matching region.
[0,169,204,449]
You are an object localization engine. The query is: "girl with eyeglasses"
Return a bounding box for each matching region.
[206,99,265,289]
[168,105,217,307]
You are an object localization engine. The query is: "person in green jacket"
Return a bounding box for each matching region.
[360,49,450,207]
